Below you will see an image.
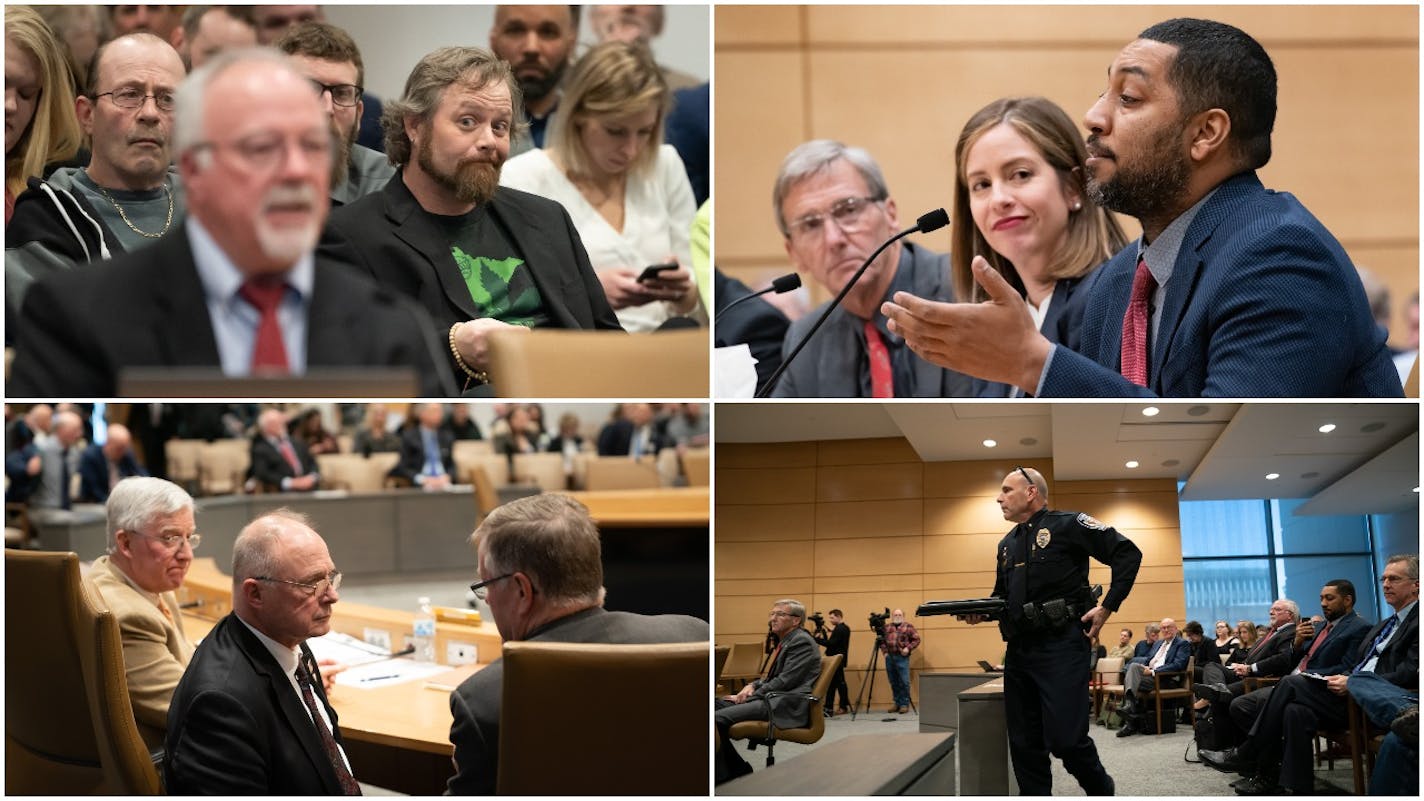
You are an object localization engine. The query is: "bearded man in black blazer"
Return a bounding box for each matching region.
[165,510,357,794]
[9,49,452,398]
[319,46,622,395]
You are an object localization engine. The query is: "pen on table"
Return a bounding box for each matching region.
[360,674,400,683]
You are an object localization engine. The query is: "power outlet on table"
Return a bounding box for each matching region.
[446,641,478,666]
[363,628,392,652]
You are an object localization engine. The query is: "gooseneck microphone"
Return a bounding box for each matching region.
[755,208,950,398]
[719,273,802,316]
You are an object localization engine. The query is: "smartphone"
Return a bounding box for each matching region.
[637,263,678,283]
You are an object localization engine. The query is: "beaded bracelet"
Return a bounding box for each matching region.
[448,323,489,386]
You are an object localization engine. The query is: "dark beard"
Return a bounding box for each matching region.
[518,59,567,103]
[418,137,501,206]
[1085,123,1191,223]
[330,124,356,189]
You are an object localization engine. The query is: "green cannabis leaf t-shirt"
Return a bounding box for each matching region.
[432,207,548,327]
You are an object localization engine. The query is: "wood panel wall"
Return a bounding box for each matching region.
[715,438,1183,704]
[715,5,1419,346]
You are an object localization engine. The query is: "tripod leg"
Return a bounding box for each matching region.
[850,642,882,721]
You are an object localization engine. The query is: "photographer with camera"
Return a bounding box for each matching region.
[811,610,851,716]
[880,609,920,714]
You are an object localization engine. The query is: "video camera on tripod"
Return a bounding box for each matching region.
[808,611,826,635]
[868,607,890,643]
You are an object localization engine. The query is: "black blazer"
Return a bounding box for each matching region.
[249,435,318,491]
[390,425,456,484]
[1352,604,1419,689]
[320,172,624,388]
[1258,611,1373,678]
[9,226,454,397]
[165,614,348,794]
[1243,622,1298,675]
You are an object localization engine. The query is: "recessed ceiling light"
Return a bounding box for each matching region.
[1020,437,1038,446]
[1142,407,1160,417]
[983,439,997,448]
[1187,406,1209,416]
[1266,473,1280,480]
[1125,460,1139,469]
[1162,459,1180,467]
[1318,423,1336,434]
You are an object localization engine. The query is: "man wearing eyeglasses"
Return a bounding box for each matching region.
[762,139,971,397]
[85,477,197,751]
[166,509,359,794]
[957,466,1142,795]
[274,22,393,207]
[6,33,186,331]
[448,494,707,794]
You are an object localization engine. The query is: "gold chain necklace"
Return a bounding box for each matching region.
[96,182,174,238]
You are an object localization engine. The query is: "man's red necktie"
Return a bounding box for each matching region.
[1119,256,1155,387]
[238,279,291,374]
[864,320,894,398]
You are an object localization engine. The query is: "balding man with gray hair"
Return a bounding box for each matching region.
[449,494,708,793]
[29,410,85,510]
[762,139,970,398]
[85,476,198,749]
[78,422,149,503]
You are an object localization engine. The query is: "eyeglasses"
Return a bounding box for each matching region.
[1015,466,1035,491]
[307,79,362,108]
[127,528,201,551]
[469,573,514,600]
[95,87,177,112]
[191,130,332,173]
[785,195,883,246]
[256,570,342,597]
[768,611,794,618]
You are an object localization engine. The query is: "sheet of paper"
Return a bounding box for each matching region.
[714,344,758,398]
[307,630,401,667]
[335,659,451,688]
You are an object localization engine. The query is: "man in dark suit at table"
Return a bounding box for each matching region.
[884,18,1402,398]
[320,45,622,395]
[77,423,148,504]
[165,510,358,794]
[1116,617,1191,736]
[249,409,319,493]
[447,494,707,794]
[390,402,457,490]
[8,48,452,397]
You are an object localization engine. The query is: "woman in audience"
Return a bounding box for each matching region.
[291,408,339,456]
[1227,619,1259,664]
[500,41,702,332]
[1213,619,1240,657]
[950,96,1127,397]
[352,404,401,457]
[5,6,81,224]
[492,405,539,457]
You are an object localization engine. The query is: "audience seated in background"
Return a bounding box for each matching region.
[274,21,394,207]
[391,402,457,490]
[9,48,453,397]
[596,402,660,457]
[1229,619,1259,664]
[4,6,81,225]
[447,494,708,793]
[352,403,401,457]
[85,477,197,750]
[33,4,102,97]
[1132,622,1161,659]
[488,4,579,155]
[6,33,187,325]
[1193,599,1300,746]
[1116,617,1189,737]
[291,408,340,457]
[442,403,484,441]
[29,409,85,510]
[492,404,542,458]
[586,5,700,91]
[320,45,622,395]
[109,4,183,42]
[175,5,257,70]
[663,402,708,451]
[78,423,149,504]
[5,404,53,504]
[1106,627,1134,660]
[501,41,704,332]
[250,408,320,493]
[546,412,584,455]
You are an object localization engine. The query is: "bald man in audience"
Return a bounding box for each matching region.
[250,409,320,492]
[85,477,197,749]
[78,423,149,504]
[175,6,257,70]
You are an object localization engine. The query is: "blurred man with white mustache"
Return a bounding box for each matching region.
[10,49,453,396]
[321,46,621,395]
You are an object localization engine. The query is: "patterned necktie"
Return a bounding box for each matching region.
[1297,620,1332,672]
[1353,615,1400,674]
[1246,625,1278,662]
[863,320,894,398]
[277,438,302,474]
[60,447,72,510]
[1119,256,1155,386]
[294,657,362,795]
[238,279,291,374]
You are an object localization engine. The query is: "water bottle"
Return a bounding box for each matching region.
[413,596,436,663]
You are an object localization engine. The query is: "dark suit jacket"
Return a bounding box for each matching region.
[8,226,454,397]
[596,419,661,457]
[76,444,148,504]
[1041,172,1403,397]
[320,172,624,389]
[1256,612,1373,678]
[1352,604,1419,689]
[1243,622,1298,675]
[750,626,821,729]
[972,272,1095,398]
[4,443,40,503]
[813,621,851,658]
[1132,639,1153,659]
[164,614,349,794]
[714,270,790,396]
[249,435,318,491]
[390,425,456,485]
[447,607,707,794]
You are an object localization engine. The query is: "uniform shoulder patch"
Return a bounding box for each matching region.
[1077,513,1107,530]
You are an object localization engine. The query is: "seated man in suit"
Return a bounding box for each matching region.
[4,404,53,504]
[320,45,622,395]
[1193,598,1298,746]
[714,598,820,782]
[884,18,1402,398]
[1201,555,1419,795]
[1132,622,1160,659]
[166,510,358,794]
[9,48,452,397]
[447,494,707,793]
[595,402,660,457]
[764,140,971,397]
[1116,617,1190,736]
[77,423,149,504]
[86,477,197,750]
[29,410,86,511]
[390,402,457,490]
[1201,584,1371,747]
[249,409,319,492]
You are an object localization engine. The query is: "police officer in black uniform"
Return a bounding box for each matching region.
[960,466,1142,795]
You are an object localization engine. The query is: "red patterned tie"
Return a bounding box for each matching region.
[1119,256,1155,386]
[1297,621,1332,673]
[238,279,291,374]
[863,320,894,398]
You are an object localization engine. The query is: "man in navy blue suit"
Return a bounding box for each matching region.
[77,423,149,504]
[1116,617,1191,736]
[884,17,1403,397]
